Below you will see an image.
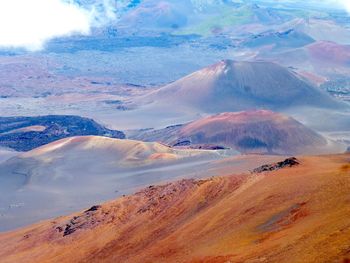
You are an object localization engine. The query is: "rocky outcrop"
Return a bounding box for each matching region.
[0,115,125,151]
[252,157,300,173]
[56,205,103,237]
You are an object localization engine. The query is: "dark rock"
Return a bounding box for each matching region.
[165,124,183,129]
[116,105,130,111]
[63,224,76,236]
[103,100,123,105]
[253,157,300,173]
[0,115,125,151]
[85,205,101,213]
[56,226,63,233]
[173,140,191,147]
[61,217,82,237]
[188,144,228,150]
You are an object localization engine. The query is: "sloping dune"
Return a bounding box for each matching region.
[0,136,241,231]
[142,60,341,113]
[1,154,349,262]
[20,136,186,162]
[0,147,17,163]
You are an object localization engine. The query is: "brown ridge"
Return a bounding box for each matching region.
[0,154,349,263]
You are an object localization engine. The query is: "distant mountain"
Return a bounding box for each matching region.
[142,60,342,113]
[295,19,350,45]
[306,41,350,68]
[115,1,288,35]
[117,1,189,31]
[261,41,350,81]
[243,29,315,50]
[132,110,330,155]
[0,115,125,151]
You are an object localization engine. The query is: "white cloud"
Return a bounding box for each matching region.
[0,0,117,51]
[316,0,350,12]
[334,0,350,13]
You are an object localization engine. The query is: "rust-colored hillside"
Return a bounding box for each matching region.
[0,154,349,263]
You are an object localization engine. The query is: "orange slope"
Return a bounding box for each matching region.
[0,154,349,263]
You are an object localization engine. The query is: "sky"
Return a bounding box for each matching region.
[0,0,349,51]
